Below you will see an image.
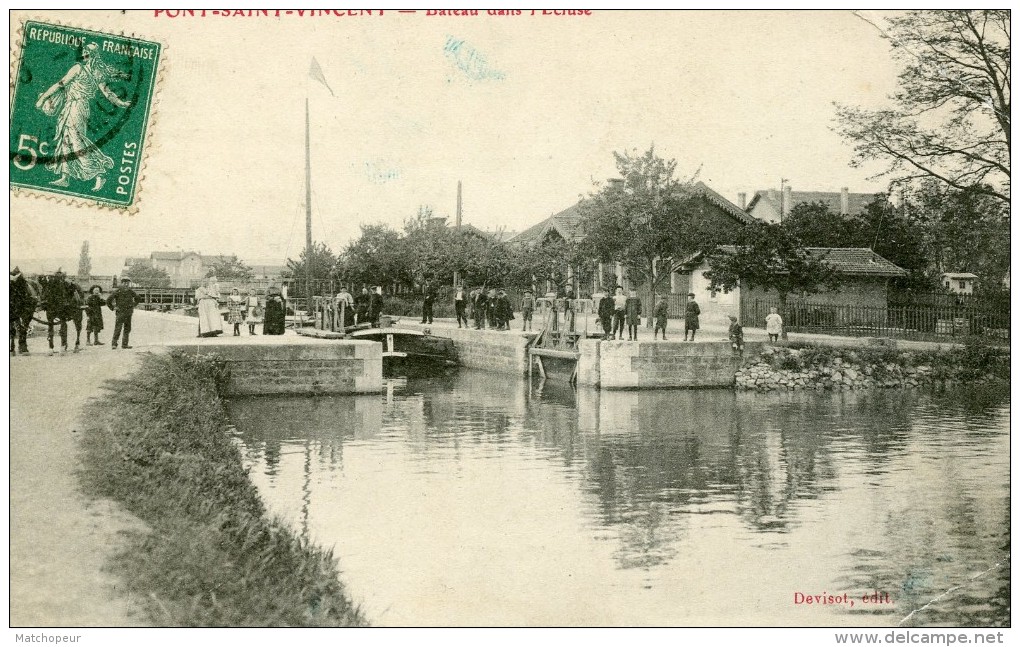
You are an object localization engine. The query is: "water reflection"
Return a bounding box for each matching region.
[229,374,1009,627]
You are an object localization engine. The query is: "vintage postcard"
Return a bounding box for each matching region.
[8,8,1011,642]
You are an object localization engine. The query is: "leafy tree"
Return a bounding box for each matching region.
[402,206,458,286]
[452,230,512,290]
[783,202,857,247]
[337,224,406,290]
[850,197,930,288]
[204,255,254,282]
[705,222,840,340]
[835,10,1009,204]
[76,241,92,283]
[577,145,715,325]
[503,235,584,295]
[287,242,338,293]
[906,180,1010,286]
[123,262,172,288]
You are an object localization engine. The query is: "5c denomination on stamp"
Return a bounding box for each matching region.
[10,21,162,209]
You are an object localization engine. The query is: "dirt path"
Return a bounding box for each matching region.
[10,311,197,626]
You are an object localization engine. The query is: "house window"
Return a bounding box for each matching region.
[945,281,951,289]
[959,281,967,290]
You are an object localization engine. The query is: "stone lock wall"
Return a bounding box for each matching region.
[167,340,383,396]
[400,323,537,375]
[580,340,762,389]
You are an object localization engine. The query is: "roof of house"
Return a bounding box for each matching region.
[747,190,883,216]
[942,272,979,279]
[683,246,907,277]
[692,181,758,225]
[150,251,200,261]
[508,203,585,245]
[510,182,755,246]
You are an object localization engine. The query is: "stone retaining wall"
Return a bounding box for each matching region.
[399,323,537,375]
[580,340,763,389]
[167,340,382,395]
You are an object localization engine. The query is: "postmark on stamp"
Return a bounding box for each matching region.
[10,20,162,209]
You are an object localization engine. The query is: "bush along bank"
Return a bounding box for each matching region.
[734,340,1009,392]
[77,351,367,627]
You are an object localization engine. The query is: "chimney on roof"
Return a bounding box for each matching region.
[840,187,850,215]
[782,185,792,218]
[767,188,779,202]
[737,192,747,210]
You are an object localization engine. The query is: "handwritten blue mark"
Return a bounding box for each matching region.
[444,36,506,82]
[360,159,402,184]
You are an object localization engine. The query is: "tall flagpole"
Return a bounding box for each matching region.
[305,97,313,312]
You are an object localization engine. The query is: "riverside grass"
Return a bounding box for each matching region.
[77,351,367,627]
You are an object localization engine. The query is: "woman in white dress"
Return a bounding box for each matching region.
[196,278,223,338]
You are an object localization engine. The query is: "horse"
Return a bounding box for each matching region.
[9,271,38,355]
[34,274,85,354]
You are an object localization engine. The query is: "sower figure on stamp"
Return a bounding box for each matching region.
[107,277,138,349]
[84,285,106,346]
[34,42,131,192]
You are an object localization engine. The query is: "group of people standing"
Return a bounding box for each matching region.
[83,277,139,349]
[195,278,287,338]
[332,285,385,328]
[452,287,516,331]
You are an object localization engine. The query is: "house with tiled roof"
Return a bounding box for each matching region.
[509,181,755,294]
[125,251,273,288]
[745,186,884,223]
[676,246,907,325]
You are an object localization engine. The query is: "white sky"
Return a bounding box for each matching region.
[10,9,905,264]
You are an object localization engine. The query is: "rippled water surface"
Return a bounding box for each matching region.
[229,373,1009,627]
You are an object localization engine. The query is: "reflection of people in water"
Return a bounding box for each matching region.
[34,42,131,191]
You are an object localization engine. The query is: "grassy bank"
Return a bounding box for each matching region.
[736,339,1009,391]
[77,351,367,626]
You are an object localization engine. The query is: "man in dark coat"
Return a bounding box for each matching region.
[684,292,700,341]
[354,287,370,325]
[421,281,437,325]
[369,286,384,326]
[596,291,614,339]
[107,277,139,349]
[472,288,488,330]
[10,267,37,355]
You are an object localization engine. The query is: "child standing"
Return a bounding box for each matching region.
[653,296,669,340]
[227,288,245,336]
[84,285,105,345]
[765,306,783,343]
[728,315,744,356]
[520,289,535,331]
[684,292,700,341]
[245,290,262,335]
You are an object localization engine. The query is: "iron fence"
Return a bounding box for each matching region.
[741,298,1010,344]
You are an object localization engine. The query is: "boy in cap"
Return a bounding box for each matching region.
[728,315,744,356]
[653,296,669,340]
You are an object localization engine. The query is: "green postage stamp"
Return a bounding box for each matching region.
[10,21,162,208]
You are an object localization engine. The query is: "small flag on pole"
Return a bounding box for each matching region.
[309,57,335,97]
